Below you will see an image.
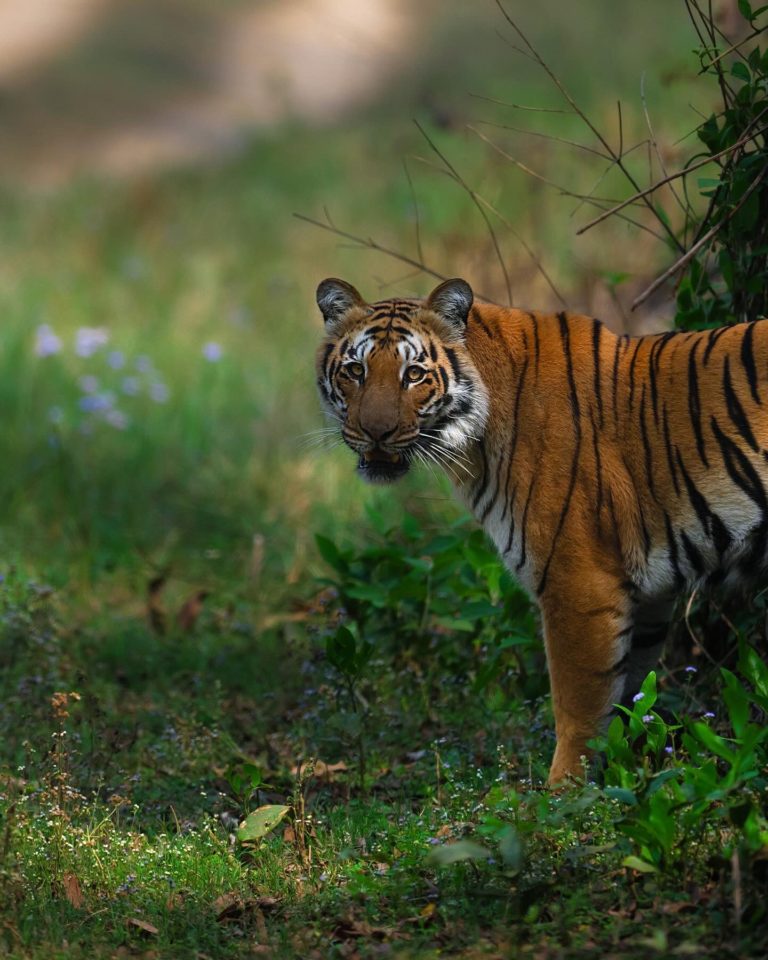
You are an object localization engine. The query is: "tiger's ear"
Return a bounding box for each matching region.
[316,278,366,329]
[426,278,474,334]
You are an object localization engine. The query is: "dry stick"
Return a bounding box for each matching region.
[631,164,768,310]
[402,157,424,266]
[640,72,689,221]
[577,122,768,235]
[470,94,572,114]
[495,0,686,254]
[476,119,611,160]
[471,127,669,243]
[413,119,514,306]
[412,153,569,307]
[293,213,498,304]
[699,23,767,73]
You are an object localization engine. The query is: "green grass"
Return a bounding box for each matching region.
[1,4,767,957]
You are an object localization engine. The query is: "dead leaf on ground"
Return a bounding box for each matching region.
[331,917,399,942]
[214,893,281,923]
[146,574,167,635]
[127,918,159,936]
[176,589,210,632]
[62,872,84,909]
[290,759,348,780]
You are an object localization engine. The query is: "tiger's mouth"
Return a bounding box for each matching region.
[357,448,410,484]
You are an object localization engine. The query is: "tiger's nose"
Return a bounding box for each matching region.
[359,384,400,443]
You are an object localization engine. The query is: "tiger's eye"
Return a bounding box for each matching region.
[346,361,365,379]
[405,365,424,383]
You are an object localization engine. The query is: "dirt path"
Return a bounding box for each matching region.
[0,0,414,183]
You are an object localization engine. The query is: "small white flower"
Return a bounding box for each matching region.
[75,327,109,358]
[34,325,62,357]
[632,692,645,703]
[149,382,170,403]
[104,409,130,430]
[202,341,223,362]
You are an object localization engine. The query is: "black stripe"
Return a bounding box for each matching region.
[471,440,490,511]
[687,339,709,468]
[627,338,642,412]
[740,321,761,405]
[589,411,604,522]
[499,353,531,524]
[661,403,681,497]
[442,346,462,383]
[710,416,768,512]
[675,448,731,555]
[663,512,685,588]
[516,477,537,572]
[639,383,657,500]
[530,313,540,378]
[612,335,626,424]
[537,316,582,594]
[503,483,518,555]
[680,530,706,576]
[703,325,729,364]
[471,310,494,340]
[723,354,759,451]
[592,319,604,428]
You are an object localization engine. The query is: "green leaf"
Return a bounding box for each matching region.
[731,61,751,83]
[315,534,347,573]
[622,855,658,874]
[604,786,637,806]
[427,840,491,866]
[737,0,754,21]
[498,827,524,872]
[237,805,290,843]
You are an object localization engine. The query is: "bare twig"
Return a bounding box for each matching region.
[402,158,424,265]
[631,164,768,310]
[577,122,768,235]
[293,212,497,303]
[640,72,689,221]
[698,23,767,72]
[495,0,686,253]
[476,120,611,159]
[471,127,669,242]
[414,119,514,305]
[470,94,572,114]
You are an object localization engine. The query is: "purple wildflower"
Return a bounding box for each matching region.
[632,692,645,703]
[75,327,109,358]
[202,341,223,362]
[34,324,62,357]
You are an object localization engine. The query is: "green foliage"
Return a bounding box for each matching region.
[675,6,768,329]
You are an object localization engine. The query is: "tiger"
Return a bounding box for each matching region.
[314,275,768,784]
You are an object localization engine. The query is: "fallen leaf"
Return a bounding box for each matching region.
[62,872,84,909]
[237,805,291,843]
[127,918,159,936]
[426,840,491,866]
[146,575,167,635]
[176,589,210,632]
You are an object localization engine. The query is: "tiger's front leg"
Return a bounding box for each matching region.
[539,578,635,784]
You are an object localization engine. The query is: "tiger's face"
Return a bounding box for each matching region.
[315,277,488,484]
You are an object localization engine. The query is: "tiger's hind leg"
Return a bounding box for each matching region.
[540,578,635,785]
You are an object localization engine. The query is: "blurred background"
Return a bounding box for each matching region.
[0,0,732,610]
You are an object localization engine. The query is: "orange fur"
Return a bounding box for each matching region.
[315,278,768,783]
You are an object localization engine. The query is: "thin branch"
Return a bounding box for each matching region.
[470,127,669,242]
[469,94,572,113]
[631,164,768,310]
[413,119,514,306]
[476,120,612,160]
[402,158,424,265]
[640,71,689,220]
[699,23,767,72]
[577,122,768,235]
[495,0,686,253]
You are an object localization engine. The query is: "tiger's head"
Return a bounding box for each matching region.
[315,277,489,484]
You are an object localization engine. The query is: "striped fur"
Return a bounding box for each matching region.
[315,277,768,784]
